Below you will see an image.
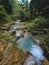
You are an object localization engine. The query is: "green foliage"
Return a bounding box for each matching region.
[26,16,49,31]
[19,9,25,21]
[19,2,30,21]
[10,0,17,14]
[3,31,17,43]
[33,16,49,28]
[0,5,12,26]
[0,0,30,22]
[33,17,45,28]
[10,14,17,21]
[0,0,19,23]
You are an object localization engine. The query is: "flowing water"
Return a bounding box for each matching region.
[17,32,45,65]
[9,22,22,32]
[9,22,45,65]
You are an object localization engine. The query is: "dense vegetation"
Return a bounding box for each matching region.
[0,0,49,63]
[0,0,19,25]
[0,0,49,23]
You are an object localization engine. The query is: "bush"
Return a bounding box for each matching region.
[3,31,17,43]
[27,16,49,32]
[33,16,49,28]
[10,14,17,21]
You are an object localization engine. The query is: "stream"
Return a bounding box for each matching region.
[9,22,45,65]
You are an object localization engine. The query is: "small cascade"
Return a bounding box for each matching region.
[17,32,45,65]
[9,22,22,33]
[29,45,45,61]
[29,45,45,65]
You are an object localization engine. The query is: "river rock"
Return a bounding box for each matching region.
[23,55,38,65]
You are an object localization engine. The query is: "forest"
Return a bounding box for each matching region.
[0,0,49,65]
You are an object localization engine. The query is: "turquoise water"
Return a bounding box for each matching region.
[17,36,35,50]
[13,23,22,29]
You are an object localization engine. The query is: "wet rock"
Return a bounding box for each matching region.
[23,55,38,65]
[11,31,16,35]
